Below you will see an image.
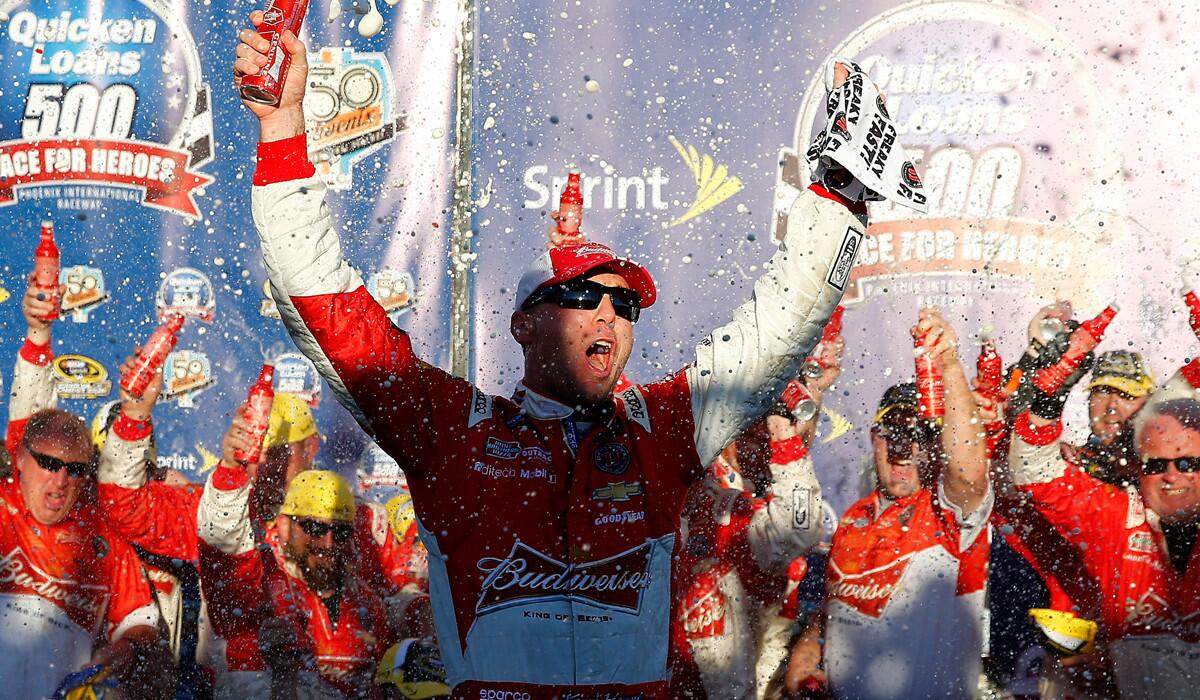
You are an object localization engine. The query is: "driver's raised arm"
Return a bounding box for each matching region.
[237,19,460,480]
[684,61,924,466]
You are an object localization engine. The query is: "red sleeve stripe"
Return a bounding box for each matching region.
[253,133,317,186]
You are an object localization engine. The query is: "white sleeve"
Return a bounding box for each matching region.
[747,453,823,573]
[8,351,57,424]
[109,602,161,644]
[98,428,150,489]
[253,176,368,427]
[196,471,254,556]
[684,188,864,465]
[1007,420,1070,486]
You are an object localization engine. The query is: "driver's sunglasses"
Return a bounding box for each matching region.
[522,279,642,323]
[23,442,96,479]
[1143,457,1200,476]
[294,517,354,542]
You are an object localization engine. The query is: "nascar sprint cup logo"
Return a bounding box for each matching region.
[0,0,214,217]
[773,0,1122,311]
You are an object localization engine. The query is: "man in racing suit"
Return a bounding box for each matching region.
[199,462,397,698]
[2,280,165,698]
[234,19,923,696]
[788,309,991,700]
[1006,311,1200,695]
[672,335,843,699]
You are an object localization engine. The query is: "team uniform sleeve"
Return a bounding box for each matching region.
[684,186,865,466]
[102,534,161,644]
[252,135,467,481]
[746,435,824,572]
[97,413,203,562]
[197,465,254,556]
[1007,411,1131,546]
[6,339,57,455]
[1131,365,1200,443]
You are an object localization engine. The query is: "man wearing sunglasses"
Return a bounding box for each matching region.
[788,310,991,700]
[234,17,927,696]
[198,468,397,697]
[1007,316,1200,696]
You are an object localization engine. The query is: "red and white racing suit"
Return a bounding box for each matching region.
[1009,392,1200,695]
[823,481,993,700]
[2,341,160,699]
[672,434,822,699]
[197,464,397,698]
[250,133,862,698]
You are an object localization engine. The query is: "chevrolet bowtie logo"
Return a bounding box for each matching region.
[592,481,643,502]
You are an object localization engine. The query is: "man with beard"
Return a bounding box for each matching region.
[1066,350,1155,486]
[234,14,925,694]
[786,309,990,700]
[198,461,397,698]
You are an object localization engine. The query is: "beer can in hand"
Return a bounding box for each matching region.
[240,0,310,106]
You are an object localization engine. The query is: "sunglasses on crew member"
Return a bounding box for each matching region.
[294,517,354,542]
[23,442,96,479]
[521,279,642,323]
[1142,457,1200,476]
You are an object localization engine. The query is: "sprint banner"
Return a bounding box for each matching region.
[0,0,461,487]
[471,0,1189,515]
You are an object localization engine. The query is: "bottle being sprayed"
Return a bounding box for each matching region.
[914,330,945,421]
[1185,288,1200,340]
[975,330,1008,458]
[34,220,60,321]
[239,0,311,106]
[781,378,818,423]
[234,364,276,464]
[1032,304,1118,395]
[803,305,845,377]
[121,315,185,398]
[556,172,584,240]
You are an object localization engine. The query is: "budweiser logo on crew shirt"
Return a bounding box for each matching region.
[475,541,653,614]
[0,547,108,622]
[827,558,908,618]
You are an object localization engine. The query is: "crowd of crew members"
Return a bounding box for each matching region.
[4,269,1200,699]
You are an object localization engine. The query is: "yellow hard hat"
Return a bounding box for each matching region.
[386,492,417,540]
[279,470,355,522]
[264,393,318,449]
[1029,608,1098,655]
[376,638,450,698]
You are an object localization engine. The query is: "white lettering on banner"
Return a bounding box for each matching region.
[523,165,669,210]
[860,55,1052,96]
[157,453,198,471]
[0,547,108,620]
[9,11,157,78]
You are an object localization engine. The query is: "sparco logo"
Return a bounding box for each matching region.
[476,541,653,614]
[479,692,532,700]
[826,228,862,291]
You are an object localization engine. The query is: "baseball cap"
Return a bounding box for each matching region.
[873,383,920,425]
[279,470,355,522]
[514,241,657,311]
[264,393,318,449]
[1086,350,1155,398]
[376,638,450,698]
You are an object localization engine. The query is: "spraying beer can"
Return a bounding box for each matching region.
[781,378,818,423]
[914,332,945,420]
[239,0,310,106]
[557,172,584,237]
[34,220,60,321]
[234,364,276,464]
[122,315,185,398]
